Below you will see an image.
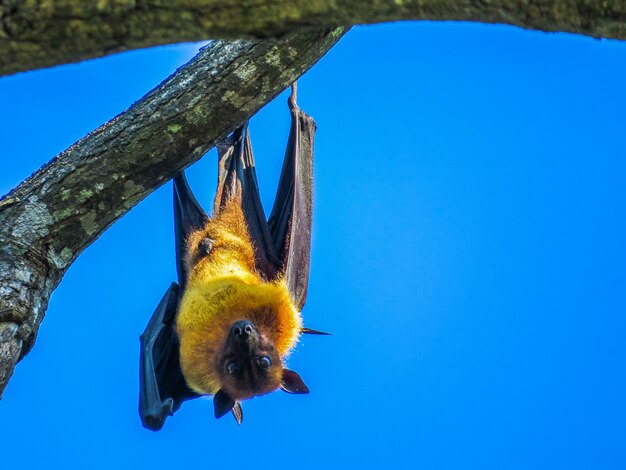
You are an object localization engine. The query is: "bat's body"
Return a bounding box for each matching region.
[177,200,302,398]
[139,86,320,431]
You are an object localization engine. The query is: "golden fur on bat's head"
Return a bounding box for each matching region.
[176,200,309,409]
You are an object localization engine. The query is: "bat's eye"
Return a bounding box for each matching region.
[226,361,238,375]
[256,356,271,370]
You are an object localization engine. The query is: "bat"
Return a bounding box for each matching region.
[138,85,327,431]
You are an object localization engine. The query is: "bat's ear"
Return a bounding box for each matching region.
[214,389,236,419]
[280,369,309,394]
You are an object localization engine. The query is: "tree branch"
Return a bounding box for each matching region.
[0,26,346,396]
[1,0,625,76]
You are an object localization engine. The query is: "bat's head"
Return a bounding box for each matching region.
[213,319,308,420]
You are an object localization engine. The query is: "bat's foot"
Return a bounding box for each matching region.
[289,82,299,110]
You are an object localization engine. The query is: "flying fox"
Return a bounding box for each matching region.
[139,85,325,431]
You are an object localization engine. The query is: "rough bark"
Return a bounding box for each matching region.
[0,26,346,396]
[1,0,625,76]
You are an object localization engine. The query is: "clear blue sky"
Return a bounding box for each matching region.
[1,22,625,469]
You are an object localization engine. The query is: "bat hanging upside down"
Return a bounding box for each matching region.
[139,85,327,431]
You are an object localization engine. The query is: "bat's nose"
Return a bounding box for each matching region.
[231,320,255,341]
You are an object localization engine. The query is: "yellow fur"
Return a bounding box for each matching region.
[176,201,302,396]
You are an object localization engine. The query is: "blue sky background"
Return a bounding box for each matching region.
[1,22,625,469]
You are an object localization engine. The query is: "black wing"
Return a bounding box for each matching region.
[268,87,316,309]
[214,126,277,278]
[139,283,199,431]
[139,174,209,431]
[214,85,316,307]
[173,173,209,287]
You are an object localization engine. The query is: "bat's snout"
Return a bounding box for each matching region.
[231,320,257,343]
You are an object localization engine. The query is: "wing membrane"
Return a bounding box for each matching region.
[139,283,199,431]
[268,90,316,308]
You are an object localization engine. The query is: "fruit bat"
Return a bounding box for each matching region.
[139,85,326,431]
